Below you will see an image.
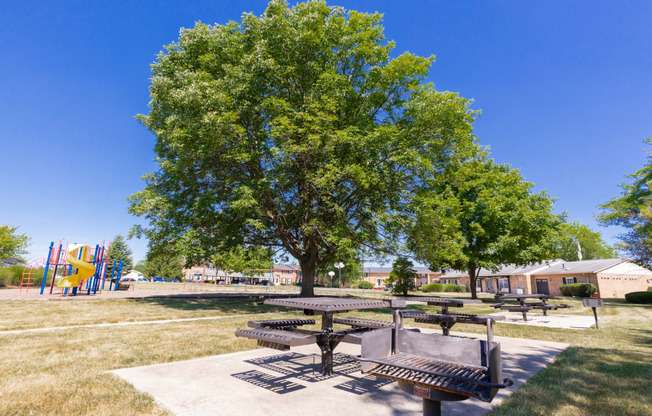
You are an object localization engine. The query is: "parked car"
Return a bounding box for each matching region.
[167,278,180,283]
[152,276,165,282]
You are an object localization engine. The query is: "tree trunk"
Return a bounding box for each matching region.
[468,264,478,299]
[299,258,316,297]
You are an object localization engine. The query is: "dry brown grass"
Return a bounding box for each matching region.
[0,295,650,416]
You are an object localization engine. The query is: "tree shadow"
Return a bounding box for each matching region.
[128,297,288,314]
[491,346,652,415]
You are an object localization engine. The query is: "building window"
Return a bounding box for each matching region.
[563,277,577,284]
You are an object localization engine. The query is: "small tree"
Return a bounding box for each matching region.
[387,257,417,296]
[0,224,31,261]
[144,253,183,280]
[107,235,133,271]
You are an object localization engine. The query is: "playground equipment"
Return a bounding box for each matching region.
[236,269,276,293]
[20,238,125,296]
[55,244,96,288]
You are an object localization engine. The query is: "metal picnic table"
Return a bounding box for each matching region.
[236,297,394,375]
[493,293,567,321]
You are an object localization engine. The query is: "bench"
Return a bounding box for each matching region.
[235,328,318,351]
[490,302,505,308]
[116,283,131,291]
[247,319,315,329]
[333,317,393,329]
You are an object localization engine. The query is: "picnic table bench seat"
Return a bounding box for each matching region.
[235,328,318,351]
[333,317,393,329]
[490,302,505,308]
[531,304,557,310]
[500,305,532,312]
[247,319,315,329]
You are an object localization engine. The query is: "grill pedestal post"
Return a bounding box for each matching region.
[422,398,441,416]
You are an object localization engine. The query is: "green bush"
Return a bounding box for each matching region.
[442,284,458,292]
[0,266,50,288]
[420,283,444,292]
[456,284,467,292]
[357,281,374,289]
[625,291,652,304]
[648,286,652,292]
[559,283,598,297]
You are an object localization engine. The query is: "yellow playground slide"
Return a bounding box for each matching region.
[56,244,97,288]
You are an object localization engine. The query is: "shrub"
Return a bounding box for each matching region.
[420,283,444,292]
[357,281,374,289]
[559,283,597,297]
[441,284,457,292]
[648,286,652,292]
[625,291,652,304]
[456,284,467,292]
[0,266,51,288]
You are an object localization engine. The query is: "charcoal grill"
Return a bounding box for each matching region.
[356,302,511,416]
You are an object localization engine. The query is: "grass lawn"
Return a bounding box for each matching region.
[0,295,649,415]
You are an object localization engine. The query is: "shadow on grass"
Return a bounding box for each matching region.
[601,298,652,308]
[626,328,652,346]
[490,346,652,416]
[128,297,288,314]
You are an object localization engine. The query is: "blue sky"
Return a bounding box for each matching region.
[0,0,650,264]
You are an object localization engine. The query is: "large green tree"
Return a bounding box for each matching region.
[409,156,564,299]
[0,224,31,261]
[106,234,133,271]
[128,0,477,296]
[556,221,616,261]
[599,138,652,267]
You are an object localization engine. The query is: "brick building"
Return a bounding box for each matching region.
[182,263,301,285]
[362,266,441,288]
[440,259,652,298]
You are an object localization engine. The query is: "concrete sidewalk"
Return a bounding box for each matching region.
[491,312,597,329]
[112,331,568,416]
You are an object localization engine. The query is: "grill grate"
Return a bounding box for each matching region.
[362,352,499,401]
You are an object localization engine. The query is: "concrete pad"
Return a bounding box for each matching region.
[112,331,567,416]
[491,312,597,329]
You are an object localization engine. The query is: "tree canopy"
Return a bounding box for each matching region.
[409,155,564,298]
[107,235,133,271]
[129,0,478,296]
[599,138,652,267]
[211,245,273,274]
[0,224,31,261]
[555,221,616,261]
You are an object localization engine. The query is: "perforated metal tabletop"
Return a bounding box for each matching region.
[264,297,389,312]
